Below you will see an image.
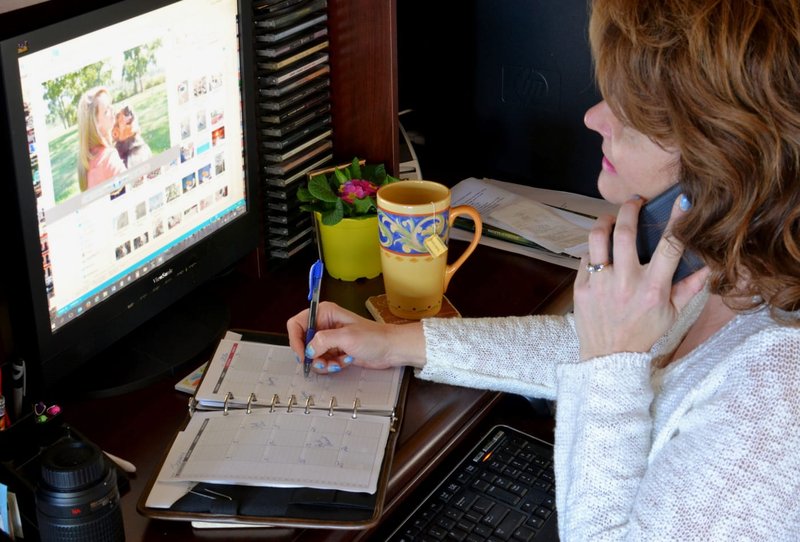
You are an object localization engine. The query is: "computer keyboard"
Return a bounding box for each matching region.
[388,425,559,541]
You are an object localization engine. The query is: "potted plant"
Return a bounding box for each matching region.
[298,158,400,280]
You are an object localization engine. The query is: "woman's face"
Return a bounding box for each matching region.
[94,92,115,141]
[584,100,680,205]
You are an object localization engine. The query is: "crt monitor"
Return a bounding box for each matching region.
[0,0,259,397]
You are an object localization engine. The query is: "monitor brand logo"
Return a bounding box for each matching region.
[153,269,173,284]
[501,65,560,110]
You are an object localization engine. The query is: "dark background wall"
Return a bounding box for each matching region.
[397,0,603,197]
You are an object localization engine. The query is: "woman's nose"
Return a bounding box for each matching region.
[584,100,613,138]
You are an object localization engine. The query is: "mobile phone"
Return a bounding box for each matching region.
[631,183,704,283]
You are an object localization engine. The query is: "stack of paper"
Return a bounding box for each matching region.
[450,177,618,269]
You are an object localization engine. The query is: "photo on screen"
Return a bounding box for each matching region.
[40,40,170,203]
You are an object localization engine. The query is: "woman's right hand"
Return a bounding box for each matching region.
[286,301,426,374]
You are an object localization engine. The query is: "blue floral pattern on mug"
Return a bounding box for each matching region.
[378,209,450,254]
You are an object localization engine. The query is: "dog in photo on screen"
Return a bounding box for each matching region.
[112,105,152,168]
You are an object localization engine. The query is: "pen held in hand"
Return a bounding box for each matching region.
[303,259,324,378]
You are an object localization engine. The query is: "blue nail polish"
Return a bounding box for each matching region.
[305,344,315,357]
[328,364,341,373]
[295,354,300,364]
[313,361,325,370]
[680,193,692,211]
[343,355,354,365]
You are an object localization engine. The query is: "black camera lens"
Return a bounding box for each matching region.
[35,438,125,541]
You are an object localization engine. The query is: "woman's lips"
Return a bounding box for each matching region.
[602,155,617,174]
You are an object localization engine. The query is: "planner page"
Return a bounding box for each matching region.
[195,339,403,413]
[157,409,391,494]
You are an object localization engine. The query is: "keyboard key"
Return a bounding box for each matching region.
[472,479,491,492]
[473,523,494,538]
[482,504,510,528]
[512,526,537,541]
[494,510,526,540]
[428,524,449,539]
[526,516,545,529]
[486,485,521,506]
[510,458,528,470]
[453,492,479,512]
[534,507,552,520]
[445,508,462,521]
[473,497,494,514]
[448,529,470,541]
[457,471,474,484]
[457,518,476,533]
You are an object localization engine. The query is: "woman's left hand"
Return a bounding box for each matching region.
[573,194,709,360]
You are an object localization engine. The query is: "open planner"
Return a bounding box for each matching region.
[138,331,409,529]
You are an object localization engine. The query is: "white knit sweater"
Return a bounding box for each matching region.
[419,292,800,540]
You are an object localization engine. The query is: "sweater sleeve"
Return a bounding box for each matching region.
[418,314,580,400]
[554,352,654,540]
[554,324,800,541]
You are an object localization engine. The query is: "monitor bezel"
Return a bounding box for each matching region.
[0,0,260,395]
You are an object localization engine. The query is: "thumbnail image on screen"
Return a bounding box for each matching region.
[14,0,247,332]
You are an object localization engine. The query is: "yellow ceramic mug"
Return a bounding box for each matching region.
[377,180,482,319]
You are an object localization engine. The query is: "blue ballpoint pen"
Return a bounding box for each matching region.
[303,259,324,377]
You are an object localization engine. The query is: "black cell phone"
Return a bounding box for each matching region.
[632,183,704,283]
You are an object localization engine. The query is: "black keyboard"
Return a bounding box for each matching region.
[388,425,559,542]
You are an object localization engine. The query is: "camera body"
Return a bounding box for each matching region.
[35,437,125,541]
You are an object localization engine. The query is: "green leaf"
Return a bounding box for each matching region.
[297,186,314,202]
[372,164,387,184]
[299,203,324,214]
[350,157,362,179]
[308,174,339,202]
[334,167,349,186]
[321,199,344,225]
[352,195,376,215]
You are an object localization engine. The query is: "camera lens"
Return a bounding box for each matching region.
[35,438,125,542]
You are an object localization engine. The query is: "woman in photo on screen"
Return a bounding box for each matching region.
[288,0,800,539]
[77,86,126,192]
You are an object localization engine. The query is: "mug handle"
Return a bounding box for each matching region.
[443,205,483,291]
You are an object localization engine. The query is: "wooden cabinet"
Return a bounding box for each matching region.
[328,0,400,175]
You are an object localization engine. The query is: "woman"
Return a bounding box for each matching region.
[288,0,800,538]
[77,86,126,191]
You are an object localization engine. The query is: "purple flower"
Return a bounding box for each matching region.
[340,179,378,203]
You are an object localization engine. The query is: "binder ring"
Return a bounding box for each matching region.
[223,391,234,415]
[269,394,280,413]
[287,394,297,413]
[304,396,315,414]
[352,398,360,419]
[246,393,257,414]
[328,397,337,416]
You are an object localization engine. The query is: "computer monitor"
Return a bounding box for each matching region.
[0,0,259,397]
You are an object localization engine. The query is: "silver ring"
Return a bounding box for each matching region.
[586,262,608,274]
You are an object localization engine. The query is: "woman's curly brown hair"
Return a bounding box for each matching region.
[589,0,800,319]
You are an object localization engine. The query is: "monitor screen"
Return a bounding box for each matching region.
[0,0,259,396]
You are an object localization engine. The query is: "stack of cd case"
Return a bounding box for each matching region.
[254,0,333,259]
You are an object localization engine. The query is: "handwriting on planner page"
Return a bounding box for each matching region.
[197,339,402,412]
[161,409,391,493]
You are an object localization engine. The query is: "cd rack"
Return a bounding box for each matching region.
[253,0,333,260]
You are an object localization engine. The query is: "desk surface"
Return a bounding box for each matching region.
[60,243,575,541]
